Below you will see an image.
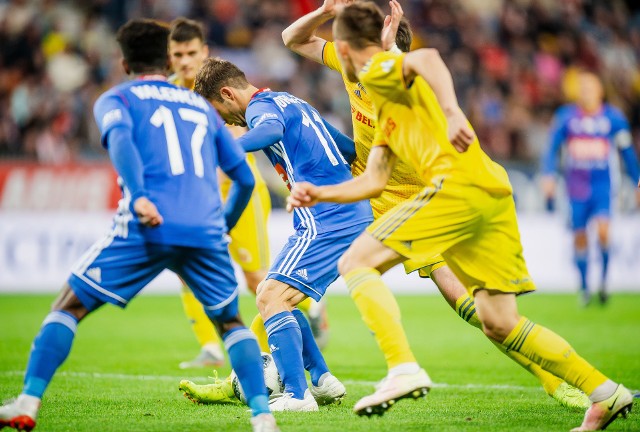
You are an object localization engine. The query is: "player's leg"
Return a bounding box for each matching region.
[177,245,275,426]
[1,234,170,431]
[0,285,90,431]
[256,279,319,411]
[421,263,590,409]
[474,289,632,431]
[593,191,612,305]
[178,281,224,369]
[571,200,590,306]
[230,179,273,351]
[457,193,632,430]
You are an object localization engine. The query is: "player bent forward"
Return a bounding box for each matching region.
[288,4,633,431]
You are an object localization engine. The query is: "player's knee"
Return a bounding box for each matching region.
[338,252,355,276]
[207,304,242,335]
[480,315,518,343]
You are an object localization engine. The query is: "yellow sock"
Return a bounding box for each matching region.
[503,316,608,395]
[454,295,563,395]
[250,313,270,353]
[297,297,312,314]
[345,268,416,369]
[180,285,220,347]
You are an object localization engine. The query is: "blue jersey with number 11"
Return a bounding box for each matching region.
[93,79,246,247]
[246,90,372,234]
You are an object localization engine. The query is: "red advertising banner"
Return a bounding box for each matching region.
[0,163,120,211]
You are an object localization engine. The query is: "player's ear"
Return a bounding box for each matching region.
[335,40,349,59]
[220,86,234,102]
[202,44,209,58]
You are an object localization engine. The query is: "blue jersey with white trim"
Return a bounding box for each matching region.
[543,104,634,200]
[246,90,372,233]
[93,79,245,247]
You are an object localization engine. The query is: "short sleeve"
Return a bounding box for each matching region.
[246,99,285,130]
[213,110,246,173]
[358,53,407,99]
[93,92,134,148]
[322,41,343,73]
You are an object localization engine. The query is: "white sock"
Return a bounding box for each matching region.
[589,380,618,403]
[17,394,41,419]
[388,362,420,377]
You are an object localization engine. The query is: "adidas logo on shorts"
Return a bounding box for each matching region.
[295,268,308,280]
[86,267,102,283]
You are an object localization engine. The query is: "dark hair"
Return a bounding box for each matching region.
[170,17,205,43]
[116,19,169,73]
[194,57,249,102]
[334,2,384,49]
[396,17,413,52]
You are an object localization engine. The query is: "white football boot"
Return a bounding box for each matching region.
[353,368,431,416]
[310,373,346,405]
[269,389,318,412]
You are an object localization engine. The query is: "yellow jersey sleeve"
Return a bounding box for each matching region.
[322,41,343,73]
[358,52,408,101]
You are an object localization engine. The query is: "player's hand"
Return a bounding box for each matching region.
[134,197,164,227]
[320,0,354,17]
[286,182,320,212]
[541,176,556,200]
[445,108,475,153]
[381,0,404,51]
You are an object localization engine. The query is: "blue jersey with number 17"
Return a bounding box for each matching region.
[93,79,246,247]
[246,90,372,234]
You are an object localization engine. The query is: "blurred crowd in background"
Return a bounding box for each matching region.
[1,0,640,179]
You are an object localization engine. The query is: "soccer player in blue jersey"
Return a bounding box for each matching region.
[0,20,278,432]
[542,71,640,306]
[194,57,373,411]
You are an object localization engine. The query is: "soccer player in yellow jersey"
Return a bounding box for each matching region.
[283,0,590,413]
[288,3,634,430]
[168,18,272,369]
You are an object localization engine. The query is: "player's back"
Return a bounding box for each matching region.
[94,79,237,247]
[360,51,512,196]
[323,41,424,217]
[247,90,372,233]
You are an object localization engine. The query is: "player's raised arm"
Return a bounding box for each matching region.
[282,0,353,63]
[214,118,255,231]
[402,48,474,153]
[287,145,396,211]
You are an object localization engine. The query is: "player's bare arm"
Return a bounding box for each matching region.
[287,145,397,211]
[403,49,475,153]
[282,0,354,63]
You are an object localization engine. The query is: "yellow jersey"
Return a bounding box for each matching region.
[322,42,424,217]
[359,51,512,196]
[168,74,265,188]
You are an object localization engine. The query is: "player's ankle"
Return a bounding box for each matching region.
[388,362,420,377]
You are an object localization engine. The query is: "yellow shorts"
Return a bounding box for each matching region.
[403,257,445,278]
[368,179,535,296]
[221,177,271,273]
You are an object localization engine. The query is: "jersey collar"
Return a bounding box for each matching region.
[137,74,167,81]
[250,87,271,100]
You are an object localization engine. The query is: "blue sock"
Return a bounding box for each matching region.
[600,247,609,286]
[292,308,329,386]
[574,249,588,292]
[223,327,269,416]
[264,311,307,399]
[23,311,78,398]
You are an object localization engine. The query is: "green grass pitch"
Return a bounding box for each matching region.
[1,293,639,431]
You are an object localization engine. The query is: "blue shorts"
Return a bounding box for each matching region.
[267,222,369,301]
[68,232,238,316]
[570,194,610,231]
